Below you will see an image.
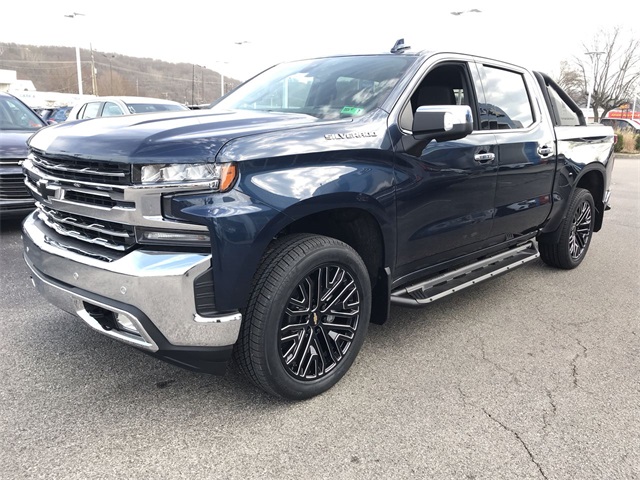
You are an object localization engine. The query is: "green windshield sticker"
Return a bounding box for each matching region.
[340,106,364,116]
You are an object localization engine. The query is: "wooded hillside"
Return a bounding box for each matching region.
[0,43,241,104]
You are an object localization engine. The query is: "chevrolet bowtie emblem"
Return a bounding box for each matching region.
[36,179,57,199]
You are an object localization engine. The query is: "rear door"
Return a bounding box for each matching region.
[473,61,556,238]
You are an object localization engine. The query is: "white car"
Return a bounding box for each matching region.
[67,96,189,121]
[600,117,640,134]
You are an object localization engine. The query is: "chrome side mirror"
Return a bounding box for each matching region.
[413,105,473,141]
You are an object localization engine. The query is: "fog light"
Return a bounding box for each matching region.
[115,314,140,335]
[137,229,211,246]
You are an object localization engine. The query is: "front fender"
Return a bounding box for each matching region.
[171,154,397,312]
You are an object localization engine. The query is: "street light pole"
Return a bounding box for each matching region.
[585,51,605,113]
[64,12,85,95]
[213,42,249,100]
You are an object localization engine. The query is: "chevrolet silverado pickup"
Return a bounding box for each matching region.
[21,40,615,399]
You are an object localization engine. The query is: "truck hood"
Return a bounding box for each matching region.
[27,109,323,164]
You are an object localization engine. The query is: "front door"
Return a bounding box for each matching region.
[393,61,498,279]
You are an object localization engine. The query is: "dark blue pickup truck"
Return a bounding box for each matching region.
[21,41,615,399]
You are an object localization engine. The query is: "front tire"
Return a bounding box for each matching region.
[234,234,371,400]
[540,188,595,269]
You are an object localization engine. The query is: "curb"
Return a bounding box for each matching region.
[616,153,640,159]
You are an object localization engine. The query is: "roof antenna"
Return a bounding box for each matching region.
[390,38,411,54]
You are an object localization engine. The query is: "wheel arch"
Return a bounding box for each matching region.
[270,204,392,325]
[540,162,606,242]
[575,168,605,232]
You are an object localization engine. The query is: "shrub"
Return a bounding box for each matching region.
[635,134,640,152]
[614,131,624,152]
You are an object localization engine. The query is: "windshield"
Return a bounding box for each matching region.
[0,96,46,131]
[213,55,417,120]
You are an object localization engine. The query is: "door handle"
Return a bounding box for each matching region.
[538,145,554,157]
[474,152,495,163]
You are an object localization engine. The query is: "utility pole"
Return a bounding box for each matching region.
[192,64,195,106]
[202,65,206,104]
[90,44,98,95]
[100,53,115,95]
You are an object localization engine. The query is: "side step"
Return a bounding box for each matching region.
[390,241,540,307]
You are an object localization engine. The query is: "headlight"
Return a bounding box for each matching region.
[139,163,237,191]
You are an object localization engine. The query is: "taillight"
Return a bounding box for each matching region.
[613,134,618,145]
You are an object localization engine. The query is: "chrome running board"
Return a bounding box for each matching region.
[390,241,540,307]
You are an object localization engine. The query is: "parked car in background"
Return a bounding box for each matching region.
[600,117,640,134]
[35,106,73,125]
[0,92,47,219]
[67,96,189,121]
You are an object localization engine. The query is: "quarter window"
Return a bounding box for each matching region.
[547,86,580,126]
[102,102,124,117]
[477,65,534,130]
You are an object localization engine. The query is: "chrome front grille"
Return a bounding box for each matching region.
[30,152,131,185]
[22,152,210,259]
[0,173,32,200]
[37,204,136,251]
[0,158,23,166]
[63,190,118,208]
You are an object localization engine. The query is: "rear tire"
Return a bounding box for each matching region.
[234,234,371,400]
[539,188,595,269]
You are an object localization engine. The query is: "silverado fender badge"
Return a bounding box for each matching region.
[324,132,378,141]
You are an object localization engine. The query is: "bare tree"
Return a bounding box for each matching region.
[556,60,585,106]
[575,27,640,121]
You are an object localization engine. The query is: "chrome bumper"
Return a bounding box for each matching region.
[23,212,242,351]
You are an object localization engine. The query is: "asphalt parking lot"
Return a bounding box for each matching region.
[1,158,638,480]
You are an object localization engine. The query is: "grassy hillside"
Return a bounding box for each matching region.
[0,43,241,104]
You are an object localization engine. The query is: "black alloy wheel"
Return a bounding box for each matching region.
[279,265,361,381]
[234,234,371,400]
[568,197,593,261]
[539,187,595,269]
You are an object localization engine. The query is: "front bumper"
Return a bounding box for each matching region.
[22,212,242,373]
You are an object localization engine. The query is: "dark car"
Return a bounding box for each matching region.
[0,92,47,219]
[36,106,72,125]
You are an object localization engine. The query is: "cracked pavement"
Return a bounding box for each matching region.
[1,159,638,479]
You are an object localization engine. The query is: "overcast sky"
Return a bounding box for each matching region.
[2,0,638,82]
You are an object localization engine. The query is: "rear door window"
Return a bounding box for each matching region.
[476,65,534,130]
[81,102,102,119]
